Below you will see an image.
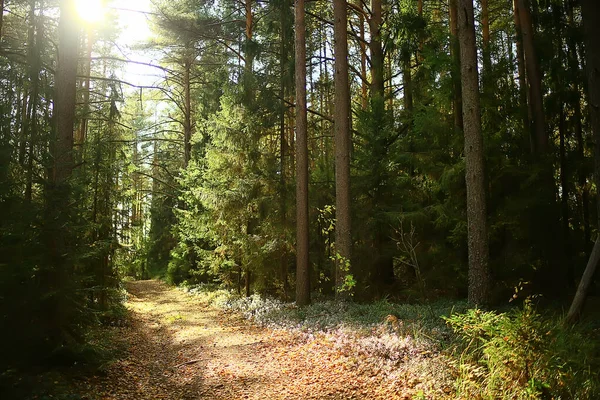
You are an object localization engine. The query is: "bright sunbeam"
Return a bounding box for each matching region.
[75,0,105,23]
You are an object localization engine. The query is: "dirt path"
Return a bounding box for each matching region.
[77,280,428,399]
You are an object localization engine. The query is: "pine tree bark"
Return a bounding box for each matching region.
[559,105,571,269]
[333,0,352,297]
[279,0,290,299]
[295,0,310,306]
[44,0,80,344]
[403,52,413,112]
[481,0,491,72]
[77,29,94,148]
[457,0,490,305]
[183,57,192,168]
[449,0,462,131]
[417,0,424,63]
[369,0,384,99]
[480,0,493,103]
[516,0,546,153]
[567,0,600,323]
[54,0,79,184]
[24,1,41,203]
[359,10,367,110]
[244,0,254,103]
[512,0,531,141]
[566,3,590,250]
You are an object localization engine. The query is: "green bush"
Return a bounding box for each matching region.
[444,301,599,399]
[166,243,192,285]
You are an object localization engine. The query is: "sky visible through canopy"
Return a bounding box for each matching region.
[82,0,160,88]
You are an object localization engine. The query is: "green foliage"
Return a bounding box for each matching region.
[444,302,600,399]
[166,242,192,285]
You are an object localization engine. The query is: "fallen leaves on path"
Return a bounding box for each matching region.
[71,280,452,399]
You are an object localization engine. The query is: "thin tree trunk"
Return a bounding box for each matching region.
[449,0,462,131]
[359,10,367,110]
[566,0,600,322]
[567,237,600,324]
[417,0,424,63]
[513,0,530,137]
[333,0,352,297]
[19,94,28,166]
[386,53,394,112]
[295,0,310,306]
[244,0,254,102]
[245,267,251,297]
[567,0,600,323]
[280,0,290,300]
[517,0,546,153]
[132,138,139,226]
[183,58,192,168]
[581,0,600,231]
[403,53,413,112]
[458,0,490,305]
[369,0,384,99]
[559,105,572,271]
[0,0,4,40]
[481,0,491,74]
[566,2,590,250]
[77,28,94,148]
[25,2,41,203]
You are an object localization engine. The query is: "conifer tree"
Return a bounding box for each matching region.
[457,0,490,305]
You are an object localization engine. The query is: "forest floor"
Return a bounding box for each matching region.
[68,280,452,399]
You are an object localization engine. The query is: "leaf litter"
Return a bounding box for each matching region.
[68,280,454,399]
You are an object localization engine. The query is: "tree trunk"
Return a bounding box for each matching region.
[559,104,572,275]
[295,0,310,306]
[480,0,493,105]
[516,0,546,153]
[458,0,490,305]
[44,0,80,344]
[280,0,290,300]
[333,0,352,297]
[513,0,530,138]
[359,10,367,110]
[403,52,413,112]
[581,0,600,229]
[77,28,94,148]
[449,0,463,131]
[18,93,28,167]
[244,0,254,102]
[245,267,251,297]
[0,0,4,40]
[568,0,600,322]
[566,0,590,251]
[24,1,41,203]
[54,0,79,184]
[183,58,192,168]
[567,237,600,324]
[369,0,384,99]
[417,0,424,63]
[481,0,491,73]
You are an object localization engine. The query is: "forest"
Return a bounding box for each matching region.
[1,0,600,398]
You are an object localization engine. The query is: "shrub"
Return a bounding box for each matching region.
[444,301,599,399]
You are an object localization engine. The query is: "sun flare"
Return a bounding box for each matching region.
[75,0,105,24]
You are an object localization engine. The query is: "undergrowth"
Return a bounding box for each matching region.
[182,283,461,397]
[182,283,600,399]
[0,299,130,400]
[444,300,599,399]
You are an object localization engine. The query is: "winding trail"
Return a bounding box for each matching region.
[77,280,424,399]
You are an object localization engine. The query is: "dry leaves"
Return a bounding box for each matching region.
[70,280,450,399]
